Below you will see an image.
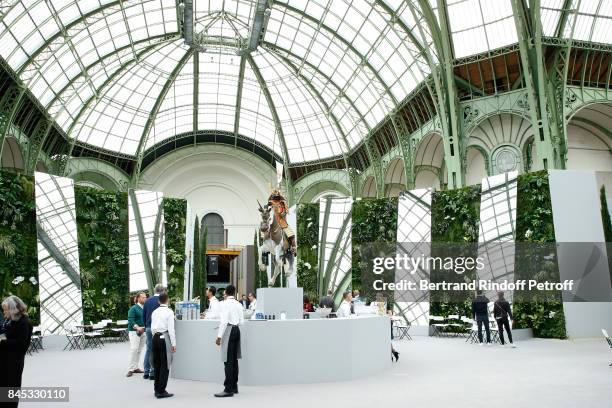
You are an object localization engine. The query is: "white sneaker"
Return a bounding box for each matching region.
[486,342,493,346]
[478,342,484,346]
[510,343,517,348]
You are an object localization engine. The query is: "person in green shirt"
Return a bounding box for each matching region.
[127,292,146,377]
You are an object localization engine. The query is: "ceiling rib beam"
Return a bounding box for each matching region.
[47,34,179,109]
[271,50,352,175]
[246,54,293,201]
[234,55,246,145]
[273,1,398,106]
[132,49,195,186]
[58,40,175,175]
[18,0,125,75]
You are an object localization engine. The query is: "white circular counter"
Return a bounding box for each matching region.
[171,315,391,385]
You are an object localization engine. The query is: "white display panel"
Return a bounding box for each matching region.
[35,172,82,334]
[128,189,166,292]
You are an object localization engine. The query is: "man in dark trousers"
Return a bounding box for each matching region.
[214,285,244,397]
[150,293,176,399]
[494,291,516,348]
[143,284,165,380]
[472,290,491,345]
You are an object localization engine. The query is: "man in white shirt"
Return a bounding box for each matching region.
[214,285,244,398]
[204,286,221,319]
[247,292,257,311]
[336,291,353,318]
[150,293,176,399]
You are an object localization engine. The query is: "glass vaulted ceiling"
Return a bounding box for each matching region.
[0,1,611,164]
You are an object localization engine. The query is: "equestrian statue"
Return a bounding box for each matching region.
[257,187,296,287]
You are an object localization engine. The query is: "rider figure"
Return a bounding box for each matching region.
[268,189,296,254]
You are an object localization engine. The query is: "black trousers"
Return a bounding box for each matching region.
[152,333,169,395]
[0,353,25,408]
[223,326,240,393]
[497,317,513,344]
[476,318,491,343]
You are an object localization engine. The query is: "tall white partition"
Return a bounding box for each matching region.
[128,189,166,292]
[35,172,82,334]
[549,170,612,338]
[394,188,432,327]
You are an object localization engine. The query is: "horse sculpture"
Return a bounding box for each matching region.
[257,201,295,287]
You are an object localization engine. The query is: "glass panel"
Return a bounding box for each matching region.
[35,172,83,335]
[318,196,352,296]
[128,190,166,292]
[447,0,517,58]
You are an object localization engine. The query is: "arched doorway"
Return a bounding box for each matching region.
[414,133,444,189]
[1,137,25,171]
[361,175,377,198]
[566,103,612,172]
[465,146,488,186]
[384,157,406,197]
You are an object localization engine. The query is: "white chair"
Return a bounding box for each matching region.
[392,316,412,340]
[446,314,463,337]
[63,324,84,351]
[111,320,129,342]
[429,316,448,337]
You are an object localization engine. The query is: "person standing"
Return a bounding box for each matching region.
[0,296,33,408]
[494,291,516,348]
[214,285,244,398]
[319,289,334,310]
[150,293,176,399]
[303,295,314,313]
[472,290,491,345]
[126,292,146,377]
[239,295,249,310]
[336,291,353,318]
[352,290,363,304]
[247,292,257,311]
[204,286,221,319]
[143,284,165,380]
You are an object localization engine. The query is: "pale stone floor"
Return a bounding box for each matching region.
[20,336,612,408]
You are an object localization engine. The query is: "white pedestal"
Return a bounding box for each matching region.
[256,287,303,319]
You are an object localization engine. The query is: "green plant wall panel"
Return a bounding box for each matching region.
[75,186,129,323]
[0,170,39,324]
[352,197,398,306]
[297,203,319,302]
[513,171,566,339]
[429,185,481,319]
[163,198,187,302]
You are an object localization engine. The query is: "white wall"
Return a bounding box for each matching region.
[139,145,276,247]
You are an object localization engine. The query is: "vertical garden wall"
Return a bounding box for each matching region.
[296,203,319,302]
[513,171,566,339]
[352,198,398,305]
[430,185,481,319]
[0,170,39,323]
[75,187,129,323]
[163,198,187,302]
